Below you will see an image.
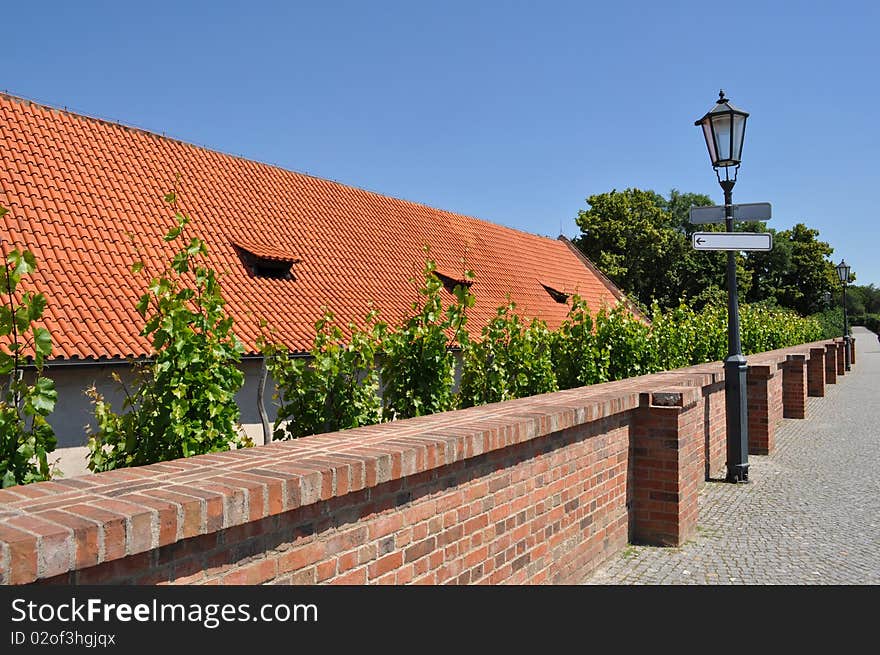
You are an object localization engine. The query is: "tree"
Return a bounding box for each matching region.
[745,223,835,316]
[573,188,686,310]
[846,283,880,324]
[573,188,755,310]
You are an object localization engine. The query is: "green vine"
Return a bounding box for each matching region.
[459,300,557,407]
[0,208,58,487]
[261,308,384,439]
[86,192,250,471]
[378,257,474,420]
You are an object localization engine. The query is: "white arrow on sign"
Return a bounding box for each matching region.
[689,202,772,224]
[692,232,773,251]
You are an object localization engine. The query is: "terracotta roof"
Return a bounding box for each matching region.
[0,92,626,361]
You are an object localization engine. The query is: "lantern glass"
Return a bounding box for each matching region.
[711,113,733,164]
[731,111,746,162]
[836,260,851,284]
[696,92,749,168]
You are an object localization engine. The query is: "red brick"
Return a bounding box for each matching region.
[64,503,127,562]
[277,542,325,574]
[368,551,403,579]
[0,524,38,584]
[369,514,403,539]
[404,537,435,563]
[6,514,73,579]
[91,498,154,554]
[316,560,336,582]
[331,567,367,585]
[37,510,100,569]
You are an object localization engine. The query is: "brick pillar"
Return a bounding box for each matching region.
[808,347,825,397]
[851,338,856,365]
[836,341,846,376]
[746,363,780,455]
[825,343,837,384]
[782,354,807,419]
[631,388,702,547]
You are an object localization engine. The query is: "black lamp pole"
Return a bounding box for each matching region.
[836,259,852,371]
[720,173,749,482]
[843,283,850,371]
[695,90,750,483]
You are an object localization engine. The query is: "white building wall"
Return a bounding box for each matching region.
[42,352,464,479]
[42,360,280,479]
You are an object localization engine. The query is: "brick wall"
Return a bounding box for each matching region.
[0,339,840,586]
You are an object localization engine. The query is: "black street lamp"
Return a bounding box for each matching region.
[695,90,750,483]
[836,259,852,371]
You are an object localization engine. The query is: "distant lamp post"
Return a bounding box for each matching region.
[695,90,750,483]
[836,259,852,371]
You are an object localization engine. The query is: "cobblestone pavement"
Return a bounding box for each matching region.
[584,326,880,585]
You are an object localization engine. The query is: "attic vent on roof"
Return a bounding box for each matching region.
[541,283,570,304]
[434,270,473,294]
[232,241,300,281]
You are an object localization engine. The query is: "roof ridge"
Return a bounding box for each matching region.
[0,90,560,246]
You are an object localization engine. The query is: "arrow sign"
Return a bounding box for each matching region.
[692,232,773,251]
[689,202,772,224]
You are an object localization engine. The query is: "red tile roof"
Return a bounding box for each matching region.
[0,93,628,361]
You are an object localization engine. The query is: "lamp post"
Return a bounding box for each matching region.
[695,90,750,483]
[835,259,851,371]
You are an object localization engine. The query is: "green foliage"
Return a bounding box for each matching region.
[87,194,249,472]
[262,309,384,439]
[573,188,842,319]
[863,314,880,335]
[846,284,880,326]
[647,302,721,371]
[551,295,601,389]
[552,295,820,392]
[739,303,823,353]
[459,301,557,407]
[379,257,474,420]
[745,223,835,315]
[0,224,59,487]
[574,188,687,310]
[592,303,653,381]
[258,259,828,441]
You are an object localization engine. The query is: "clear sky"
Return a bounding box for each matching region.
[3,0,878,287]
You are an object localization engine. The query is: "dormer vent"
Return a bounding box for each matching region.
[435,270,474,294]
[232,240,301,280]
[541,282,570,304]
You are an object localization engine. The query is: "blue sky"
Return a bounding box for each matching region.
[3,0,878,287]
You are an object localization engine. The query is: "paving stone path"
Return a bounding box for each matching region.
[583,326,880,585]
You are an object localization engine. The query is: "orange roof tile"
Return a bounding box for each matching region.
[0,93,629,361]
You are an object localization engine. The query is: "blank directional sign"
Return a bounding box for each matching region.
[692,232,773,251]
[689,202,772,224]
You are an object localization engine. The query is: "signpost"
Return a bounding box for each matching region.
[689,202,771,224]
[692,232,773,251]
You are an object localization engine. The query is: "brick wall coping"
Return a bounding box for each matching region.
[0,338,835,584]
